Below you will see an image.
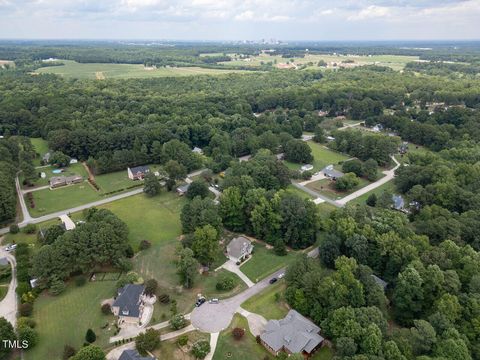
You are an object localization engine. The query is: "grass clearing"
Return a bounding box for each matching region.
[317,202,338,219]
[241,244,298,283]
[213,314,271,360]
[242,281,289,320]
[30,138,49,166]
[152,331,209,360]
[25,281,118,360]
[349,180,397,206]
[307,177,370,200]
[285,142,350,173]
[36,60,248,79]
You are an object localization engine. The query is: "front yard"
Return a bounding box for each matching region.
[240,244,298,283]
[306,177,370,200]
[212,314,272,360]
[284,141,350,173]
[241,281,289,320]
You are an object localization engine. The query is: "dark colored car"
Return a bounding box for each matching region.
[269,277,278,284]
[195,297,206,307]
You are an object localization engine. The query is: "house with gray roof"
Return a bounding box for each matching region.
[176,183,190,196]
[119,349,155,360]
[260,309,324,356]
[392,195,406,211]
[226,236,253,263]
[112,284,145,325]
[127,165,150,180]
[322,165,344,180]
[371,274,388,291]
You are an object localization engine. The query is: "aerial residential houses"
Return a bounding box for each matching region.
[49,175,83,189]
[226,236,254,263]
[112,284,146,325]
[127,165,150,180]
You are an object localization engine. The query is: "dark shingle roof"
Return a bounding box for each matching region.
[322,165,344,179]
[130,165,149,174]
[371,274,388,290]
[113,284,144,318]
[119,349,155,360]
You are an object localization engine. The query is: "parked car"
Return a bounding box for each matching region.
[209,298,219,304]
[269,277,278,284]
[4,244,17,252]
[195,297,206,307]
[278,273,285,279]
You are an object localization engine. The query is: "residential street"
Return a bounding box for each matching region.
[0,245,18,327]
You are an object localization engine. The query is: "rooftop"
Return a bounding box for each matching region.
[129,165,149,174]
[119,349,155,360]
[113,284,145,318]
[392,195,405,210]
[322,165,344,179]
[260,309,324,354]
[227,236,253,259]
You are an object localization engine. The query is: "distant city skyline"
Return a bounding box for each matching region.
[0,0,479,40]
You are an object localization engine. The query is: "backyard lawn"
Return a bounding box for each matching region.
[241,244,298,283]
[94,170,142,194]
[25,281,118,360]
[285,142,350,173]
[242,281,289,320]
[212,314,272,360]
[286,184,314,199]
[30,137,49,166]
[152,331,209,360]
[349,180,397,206]
[306,177,370,200]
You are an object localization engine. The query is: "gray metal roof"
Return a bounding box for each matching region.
[119,349,155,360]
[176,183,190,193]
[260,310,324,354]
[227,236,253,259]
[322,165,344,179]
[371,274,388,290]
[113,284,145,318]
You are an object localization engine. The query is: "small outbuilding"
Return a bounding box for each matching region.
[59,214,76,231]
[300,164,314,173]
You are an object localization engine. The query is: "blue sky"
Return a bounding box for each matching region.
[0,0,479,40]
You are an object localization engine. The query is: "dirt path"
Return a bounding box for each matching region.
[82,161,95,182]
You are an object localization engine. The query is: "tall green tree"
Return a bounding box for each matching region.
[176,248,198,288]
[191,225,218,265]
[219,186,245,231]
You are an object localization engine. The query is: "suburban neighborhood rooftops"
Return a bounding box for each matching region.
[392,195,405,210]
[371,274,388,290]
[322,165,344,179]
[113,284,145,318]
[129,165,149,174]
[119,349,155,360]
[176,183,190,193]
[261,309,324,354]
[227,236,253,260]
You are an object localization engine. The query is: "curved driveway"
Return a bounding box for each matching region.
[0,247,17,326]
[191,268,285,333]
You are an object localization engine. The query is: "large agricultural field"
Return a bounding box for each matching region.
[218,53,419,71]
[35,60,248,79]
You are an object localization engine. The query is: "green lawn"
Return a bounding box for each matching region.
[30,138,49,166]
[152,331,209,360]
[213,314,272,360]
[306,177,370,200]
[0,285,7,301]
[285,142,350,173]
[22,163,88,189]
[94,170,141,194]
[286,184,314,200]
[317,202,338,219]
[35,60,248,79]
[311,347,334,360]
[349,180,397,206]
[25,281,118,360]
[242,281,289,320]
[28,182,99,216]
[241,244,298,283]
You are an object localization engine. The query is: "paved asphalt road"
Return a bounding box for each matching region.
[191,268,286,333]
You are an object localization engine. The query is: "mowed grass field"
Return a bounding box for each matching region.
[25,281,118,360]
[218,53,418,71]
[241,244,298,283]
[30,137,49,166]
[306,177,371,200]
[35,60,248,79]
[285,141,350,173]
[242,281,289,320]
[213,314,272,360]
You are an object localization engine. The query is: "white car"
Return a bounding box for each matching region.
[209,298,219,304]
[278,273,285,279]
[5,244,17,252]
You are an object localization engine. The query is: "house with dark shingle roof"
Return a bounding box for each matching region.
[260,310,324,356]
[226,236,253,263]
[127,165,150,180]
[112,284,145,325]
[119,349,155,360]
[176,183,190,196]
[322,165,344,180]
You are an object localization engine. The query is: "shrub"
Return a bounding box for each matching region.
[23,223,37,234]
[256,335,261,344]
[17,325,39,349]
[135,328,160,355]
[19,303,33,317]
[85,328,96,343]
[16,282,31,298]
[191,340,211,359]
[177,334,189,347]
[139,240,151,251]
[144,279,158,296]
[63,345,76,360]
[75,276,87,287]
[216,275,235,291]
[125,245,135,258]
[50,278,66,296]
[9,224,19,234]
[170,314,187,330]
[101,303,111,315]
[17,317,36,329]
[232,327,245,340]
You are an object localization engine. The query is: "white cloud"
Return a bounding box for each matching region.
[348,5,391,20]
[235,10,254,21]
